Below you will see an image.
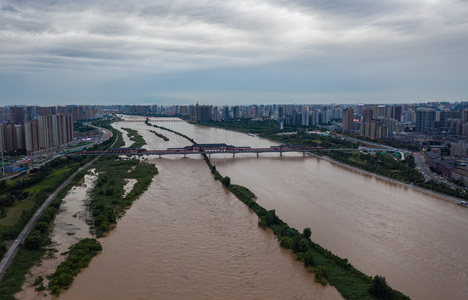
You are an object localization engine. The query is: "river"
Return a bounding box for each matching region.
[60,118,341,299]
[61,116,468,299]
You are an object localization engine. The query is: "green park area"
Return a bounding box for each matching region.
[25,167,71,194]
[0,199,34,231]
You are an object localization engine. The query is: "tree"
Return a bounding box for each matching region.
[298,238,310,253]
[222,176,231,186]
[0,242,7,258]
[265,209,279,226]
[291,235,302,253]
[370,275,391,299]
[24,235,42,250]
[313,265,328,285]
[304,250,315,267]
[34,222,49,234]
[280,237,292,249]
[303,227,311,240]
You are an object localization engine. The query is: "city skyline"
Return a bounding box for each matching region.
[1,0,468,106]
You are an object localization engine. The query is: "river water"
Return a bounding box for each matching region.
[61,117,468,300]
[60,118,341,299]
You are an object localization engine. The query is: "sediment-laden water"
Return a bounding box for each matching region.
[60,121,341,299]
[62,116,468,299]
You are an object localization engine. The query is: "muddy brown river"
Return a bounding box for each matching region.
[61,117,468,299]
[60,119,341,299]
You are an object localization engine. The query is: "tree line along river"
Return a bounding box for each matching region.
[61,116,468,300]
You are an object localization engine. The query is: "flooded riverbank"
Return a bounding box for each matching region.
[15,171,97,299]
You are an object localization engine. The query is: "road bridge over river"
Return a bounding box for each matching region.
[71,144,364,158]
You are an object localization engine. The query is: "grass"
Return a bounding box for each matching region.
[25,167,71,194]
[0,199,35,230]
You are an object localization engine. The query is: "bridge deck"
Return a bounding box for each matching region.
[72,147,360,156]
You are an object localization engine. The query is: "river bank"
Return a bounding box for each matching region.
[311,152,464,206]
[14,171,97,299]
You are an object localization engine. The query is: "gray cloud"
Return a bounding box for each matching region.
[0,0,467,105]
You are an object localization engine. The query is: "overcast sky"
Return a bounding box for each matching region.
[1,0,467,106]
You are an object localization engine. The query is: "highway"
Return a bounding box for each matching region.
[0,157,99,283]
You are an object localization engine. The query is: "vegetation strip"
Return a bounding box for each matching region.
[47,238,102,295]
[149,130,169,141]
[89,157,158,237]
[121,127,146,148]
[0,160,92,300]
[149,120,409,299]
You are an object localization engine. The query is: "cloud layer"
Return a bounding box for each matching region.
[1,0,467,105]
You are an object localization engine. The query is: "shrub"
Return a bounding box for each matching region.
[370,275,391,299]
[303,227,311,240]
[304,250,315,267]
[222,176,231,186]
[280,237,292,249]
[313,265,328,286]
[258,219,267,229]
[24,235,42,250]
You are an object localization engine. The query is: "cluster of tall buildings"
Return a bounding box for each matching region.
[1,105,100,155]
[99,102,468,139]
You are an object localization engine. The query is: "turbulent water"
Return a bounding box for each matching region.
[61,117,468,299]
[60,118,341,299]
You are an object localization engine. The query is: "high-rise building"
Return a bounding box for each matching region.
[393,106,402,122]
[25,120,40,155]
[416,108,436,133]
[342,108,354,131]
[10,107,24,124]
[233,106,240,120]
[363,108,374,123]
[438,109,453,128]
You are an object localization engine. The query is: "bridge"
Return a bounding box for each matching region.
[116,119,186,123]
[72,144,350,158]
